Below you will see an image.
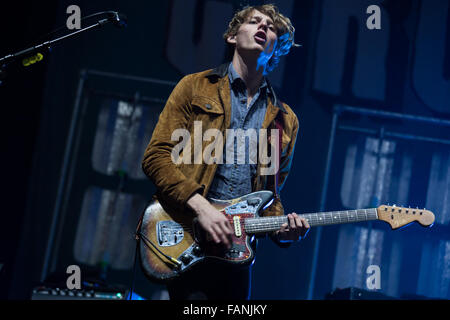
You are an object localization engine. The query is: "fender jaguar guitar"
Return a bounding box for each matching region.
[138,190,434,282]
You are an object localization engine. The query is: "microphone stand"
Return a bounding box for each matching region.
[0,12,125,85]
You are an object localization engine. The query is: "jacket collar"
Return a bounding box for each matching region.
[206,63,287,114]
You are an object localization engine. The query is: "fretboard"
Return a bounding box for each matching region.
[244,209,378,234]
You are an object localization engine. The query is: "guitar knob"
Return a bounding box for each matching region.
[180,253,193,264]
[192,246,202,255]
[247,198,259,206]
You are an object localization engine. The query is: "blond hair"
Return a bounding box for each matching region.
[223,4,299,72]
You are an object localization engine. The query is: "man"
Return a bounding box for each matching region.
[142,4,309,300]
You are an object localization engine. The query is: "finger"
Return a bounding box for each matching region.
[293,214,303,228]
[223,218,234,235]
[300,218,310,238]
[301,217,310,229]
[208,227,221,244]
[286,214,302,240]
[281,223,289,232]
[213,224,230,247]
[288,214,296,229]
[212,223,226,242]
[221,221,234,243]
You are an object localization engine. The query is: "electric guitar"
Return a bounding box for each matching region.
[138,190,435,282]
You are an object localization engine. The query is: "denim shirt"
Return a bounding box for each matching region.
[207,63,269,200]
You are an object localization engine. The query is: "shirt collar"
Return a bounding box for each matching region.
[228,62,268,92]
[206,63,287,113]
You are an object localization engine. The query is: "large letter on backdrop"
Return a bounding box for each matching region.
[165,0,233,75]
[413,0,450,114]
[313,0,389,101]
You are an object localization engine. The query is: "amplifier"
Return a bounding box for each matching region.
[31,286,126,300]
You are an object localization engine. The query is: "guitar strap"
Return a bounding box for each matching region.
[273,111,284,199]
[135,212,144,241]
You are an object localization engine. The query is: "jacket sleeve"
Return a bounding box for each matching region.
[142,74,203,211]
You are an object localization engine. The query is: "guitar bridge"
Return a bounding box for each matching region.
[156,221,184,247]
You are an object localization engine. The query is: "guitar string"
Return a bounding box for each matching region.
[175,209,377,235]
[242,209,378,233]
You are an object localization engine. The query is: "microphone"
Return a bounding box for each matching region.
[107,11,127,28]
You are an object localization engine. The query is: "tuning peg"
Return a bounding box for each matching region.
[393,204,396,207]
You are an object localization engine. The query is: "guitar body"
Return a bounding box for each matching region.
[139,190,274,283]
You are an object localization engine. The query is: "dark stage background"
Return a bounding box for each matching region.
[1,0,449,300]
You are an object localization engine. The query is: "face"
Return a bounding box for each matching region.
[227,10,278,56]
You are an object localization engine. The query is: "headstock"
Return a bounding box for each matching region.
[377,205,435,229]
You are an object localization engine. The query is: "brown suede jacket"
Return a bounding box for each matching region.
[142,63,299,219]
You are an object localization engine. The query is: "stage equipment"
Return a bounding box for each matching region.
[0,11,127,85]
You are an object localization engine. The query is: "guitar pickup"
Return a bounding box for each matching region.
[233,216,242,237]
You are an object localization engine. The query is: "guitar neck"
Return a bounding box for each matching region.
[244,208,379,234]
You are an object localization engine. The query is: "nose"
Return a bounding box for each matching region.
[258,20,268,31]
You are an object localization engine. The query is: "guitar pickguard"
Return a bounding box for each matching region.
[192,212,255,263]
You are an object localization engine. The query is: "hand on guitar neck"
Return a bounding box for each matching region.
[187,193,234,249]
[274,213,311,242]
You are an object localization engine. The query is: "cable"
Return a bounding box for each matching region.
[138,232,182,268]
[127,231,182,299]
[128,236,140,300]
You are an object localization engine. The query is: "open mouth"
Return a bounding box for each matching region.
[254,31,267,45]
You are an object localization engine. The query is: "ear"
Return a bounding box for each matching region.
[227,35,236,45]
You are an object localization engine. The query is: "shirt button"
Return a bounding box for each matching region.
[229,187,233,192]
[234,164,238,169]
